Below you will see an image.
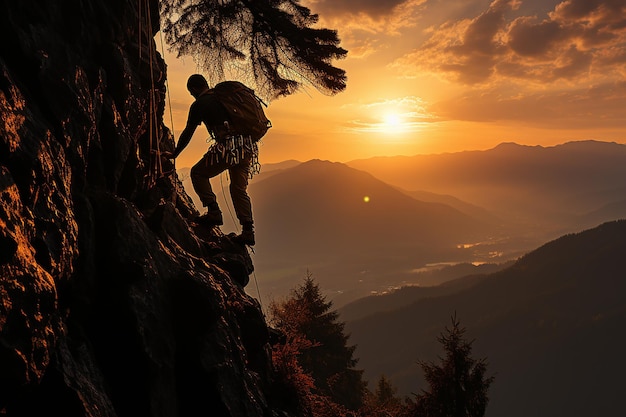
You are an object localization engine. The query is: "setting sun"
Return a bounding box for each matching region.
[160,0,626,166]
[381,112,413,136]
[383,113,403,132]
[383,113,402,128]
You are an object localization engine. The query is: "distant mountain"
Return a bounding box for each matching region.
[250,159,303,184]
[347,140,626,228]
[579,199,626,229]
[252,159,490,248]
[260,159,302,173]
[338,261,513,322]
[396,188,500,225]
[345,220,626,417]
[247,159,500,305]
[178,141,626,307]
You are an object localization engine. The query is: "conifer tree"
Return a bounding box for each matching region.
[361,374,407,417]
[269,273,366,411]
[374,374,400,407]
[409,314,494,417]
[159,0,347,99]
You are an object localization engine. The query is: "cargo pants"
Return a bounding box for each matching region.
[190,146,254,226]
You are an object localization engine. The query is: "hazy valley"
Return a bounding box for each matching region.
[181,140,626,307]
[344,219,626,417]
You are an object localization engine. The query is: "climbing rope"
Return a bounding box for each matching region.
[140,0,179,189]
[157,7,179,196]
[158,24,176,140]
[220,171,239,233]
[219,171,264,310]
[138,0,158,189]
[251,268,264,314]
[140,0,264,308]
[147,0,162,186]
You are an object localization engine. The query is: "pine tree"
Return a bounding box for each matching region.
[374,374,400,407]
[360,374,407,417]
[269,273,366,411]
[159,0,347,99]
[409,314,494,417]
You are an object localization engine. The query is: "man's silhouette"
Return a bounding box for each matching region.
[165,74,257,245]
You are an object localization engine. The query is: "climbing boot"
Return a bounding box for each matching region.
[196,209,223,226]
[235,223,255,246]
[238,229,255,246]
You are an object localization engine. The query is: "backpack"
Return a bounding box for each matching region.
[211,81,271,142]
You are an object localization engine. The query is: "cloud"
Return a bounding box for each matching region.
[342,96,440,133]
[507,17,564,56]
[302,0,429,61]
[340,35,380,59]
[552,0,625,25]
[308,0,413,19]
[393,0,626,84]
[393,0,519,83]
[305,0,427,37]
[428,81,626,128]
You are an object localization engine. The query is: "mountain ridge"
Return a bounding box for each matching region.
[345,219,626,417]
[246,159,499,305]
[178,140,626,307]
[347,140,626,219]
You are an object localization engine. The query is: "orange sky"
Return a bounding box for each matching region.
[160,0,626,168]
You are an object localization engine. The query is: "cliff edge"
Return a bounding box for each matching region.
[0,1,277,416]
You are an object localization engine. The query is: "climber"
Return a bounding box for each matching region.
[162,74,257,246]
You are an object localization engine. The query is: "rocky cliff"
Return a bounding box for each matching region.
[0,1,278,416]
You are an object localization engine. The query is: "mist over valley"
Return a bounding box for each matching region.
[180,140,626,307]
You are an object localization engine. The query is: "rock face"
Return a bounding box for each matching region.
[0,1,276,416]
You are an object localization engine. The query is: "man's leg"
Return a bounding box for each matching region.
[229,156,255,245]
[191,153,230,222]
[228,156,253,225]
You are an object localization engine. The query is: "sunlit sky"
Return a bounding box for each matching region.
[160,0,626,168]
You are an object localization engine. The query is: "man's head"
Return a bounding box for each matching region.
[187,74,210,98]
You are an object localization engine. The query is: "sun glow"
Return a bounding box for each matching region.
[384,113,402,127]
[382,112,408,134]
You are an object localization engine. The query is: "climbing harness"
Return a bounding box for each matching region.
[205,134,261,179]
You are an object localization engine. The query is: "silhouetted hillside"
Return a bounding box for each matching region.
[348,141,626,230]
[246,159,499,305]
[253,159,489,250]
[580,199,626,229]
[181,142,626,307]
[397,188,501,225]
[338,261,512,322]
[346,220,626,417]
[260,159,303,173]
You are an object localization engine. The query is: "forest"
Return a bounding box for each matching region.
[267,274,494,417]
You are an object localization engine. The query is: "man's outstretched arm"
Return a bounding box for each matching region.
[165,123,197,159]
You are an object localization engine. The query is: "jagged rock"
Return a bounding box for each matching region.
[0,1,286,416]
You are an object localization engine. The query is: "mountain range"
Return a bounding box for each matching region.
[347,140,626,227]
[178,140,626,306]
[343,220,626,417]
[248,159,497,304]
